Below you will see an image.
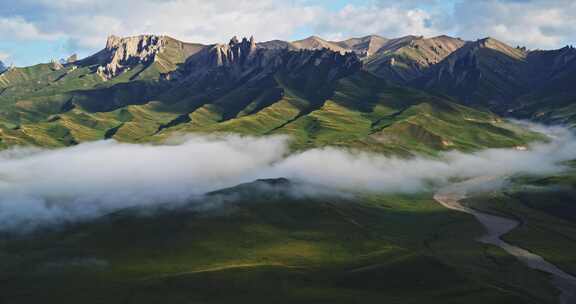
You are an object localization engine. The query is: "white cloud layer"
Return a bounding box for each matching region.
[0,124,575,232]
[451,0,576,49]
[0,17,60,41]
[312,4,441,41]
[0,0,322,50]
[0,0,574,63]
[0,51,10,61]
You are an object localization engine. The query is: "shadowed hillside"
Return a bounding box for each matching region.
[0,34,545,153]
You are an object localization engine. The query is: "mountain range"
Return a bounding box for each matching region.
[3,33,576,304]
[0,33,573,152]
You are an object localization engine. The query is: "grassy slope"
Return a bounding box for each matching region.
[0,180,558,303]
[153,71,540,155]
[0,49,566,304]
[462,162,576,288]
[464,168,576,277]
[0,45,541,153]
[0,38,195,148]
[510,51,576,126]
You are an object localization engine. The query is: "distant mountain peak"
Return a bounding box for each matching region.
[304,35,324,40]
[104,34,168,48]
[209,35,258,66]
[431,35,464,42]
[291,36,348,53]
[66,54,78,63]
[475,37,512,47]
[362,34,387,39]
[95,34,169,79]
[472,36,526,59]
[229,35,240,45]
[228,35,256,49]
[0,31,573,152]
[338,35,389,57]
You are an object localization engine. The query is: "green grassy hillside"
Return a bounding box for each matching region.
[0,179,559,304]
[464,166,576,277]
[0,36,541,153]
[150,71,539,155]
[0,34,573,304]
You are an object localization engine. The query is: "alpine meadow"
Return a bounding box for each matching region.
[1,1,576,303]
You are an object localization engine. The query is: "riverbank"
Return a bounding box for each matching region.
[434,178,576,304]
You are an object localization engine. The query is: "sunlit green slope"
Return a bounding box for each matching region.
[0,35,540,153]
[0,179,558,304]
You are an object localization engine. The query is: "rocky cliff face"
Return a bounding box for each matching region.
[414,37,538,109]
[166,36,261,81]
[526,46,576,81]
[96,35,168,79]
[211,36,257,66]
[85,34,464,83]
[362,35,466,83]
[176,36,361,85]
[66,54,78,63]
[72,33,575,118]
[280,48,361,81]
[337,35,389,57]
[291,36,349,53]
[0,61,7,73]
[159,36,362,112]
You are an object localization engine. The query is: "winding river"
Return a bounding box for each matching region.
[434,178,576,304]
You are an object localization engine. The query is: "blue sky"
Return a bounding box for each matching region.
[0,0,573,66]
[0,40,69,67]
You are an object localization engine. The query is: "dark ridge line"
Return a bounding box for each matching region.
[104,123,124,139]
[370,107,409,131]
[155,113,192,134]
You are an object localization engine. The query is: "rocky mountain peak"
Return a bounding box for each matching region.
[97,34,168,79]
[291,36,349,53]
[338,35,388,57]
[66,54,78,63]
[50,59,63,71]
[227,36,256,49]
[175,41,361,91]
[558,45,576,58]
[229,35,240,45]
[211,36,258,66]
[474,37,526,59]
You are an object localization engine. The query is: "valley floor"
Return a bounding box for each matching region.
[435,177,576,304]
[1,175,575,303]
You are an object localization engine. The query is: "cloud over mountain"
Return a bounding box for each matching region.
[1,0,575,65]
[0,124,575,232]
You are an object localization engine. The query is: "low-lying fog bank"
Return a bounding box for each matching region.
[0,123,574,231]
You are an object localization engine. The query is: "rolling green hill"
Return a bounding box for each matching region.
[0,179,560,304]
[0,33,575,304]
[0,35,541,154]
